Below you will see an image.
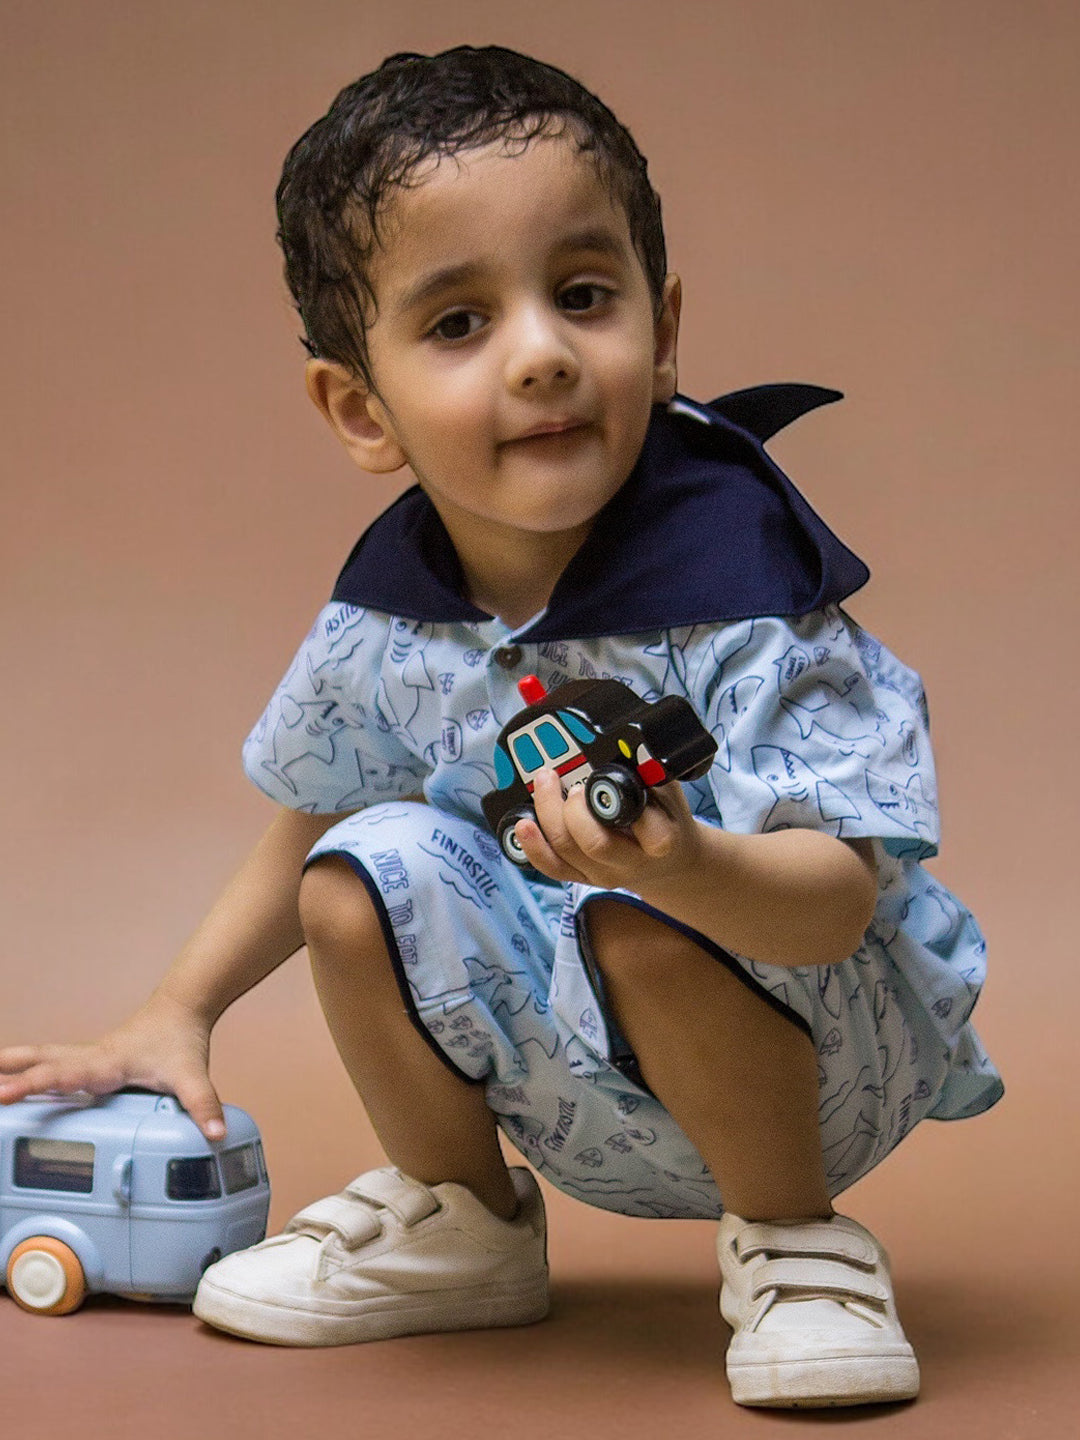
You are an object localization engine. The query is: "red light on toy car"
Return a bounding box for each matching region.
[517,675,547,705]
[637,758,667,786]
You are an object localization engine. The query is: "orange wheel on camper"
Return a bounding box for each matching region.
[6,1237,87,1315]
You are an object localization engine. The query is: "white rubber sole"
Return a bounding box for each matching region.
[727,1347,920,1408]
[192,1273,550,1347]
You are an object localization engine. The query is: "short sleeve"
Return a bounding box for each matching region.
[681,607,940,860]
[242,602,430,813]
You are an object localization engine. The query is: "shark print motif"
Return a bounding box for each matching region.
[253,695,355,797]
[706,674,766,773]
[865,770,937,840]
[774,646,887,756]
[245,595,1000,1219]
[752,745,863,836]
[377,619,437,742]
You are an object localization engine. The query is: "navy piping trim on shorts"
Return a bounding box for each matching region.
[577,893,813,1041]
[302,849,480,1086]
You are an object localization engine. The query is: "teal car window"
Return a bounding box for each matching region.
[494,745,515,789]
[535,721,570,759]
[166,1155,222,1201]
[14,1137,94,1194]
[557,710,596,745]
[512,733,544,774]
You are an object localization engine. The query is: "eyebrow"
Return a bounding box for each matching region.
[393,227,631,317]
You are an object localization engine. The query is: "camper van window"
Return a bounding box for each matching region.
[220,1143,259,1194]
[166,1155,222,1201]
[14,1137,95,1193]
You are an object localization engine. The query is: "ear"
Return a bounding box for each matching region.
[651,274,682,404]
[305,360,408,474]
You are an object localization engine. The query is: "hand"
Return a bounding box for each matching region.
[0,992,226,1141]
[516,767,706,896]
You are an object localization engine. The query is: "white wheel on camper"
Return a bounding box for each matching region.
[6,1236,87,1315]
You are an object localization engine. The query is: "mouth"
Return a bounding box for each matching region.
[505,419,593,445]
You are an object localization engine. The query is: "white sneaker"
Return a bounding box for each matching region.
[193,1166,548,1346]
[716,1211,920,1407]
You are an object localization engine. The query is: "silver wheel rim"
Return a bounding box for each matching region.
[590,781,621,820]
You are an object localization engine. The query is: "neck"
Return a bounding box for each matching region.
[443,513,593,632]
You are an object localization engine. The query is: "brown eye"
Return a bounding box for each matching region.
[432,310,483,341]
[558,283,609,312]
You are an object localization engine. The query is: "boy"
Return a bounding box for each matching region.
[0,46,1000,1407]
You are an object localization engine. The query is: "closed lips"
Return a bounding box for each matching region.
[509,421,590,442]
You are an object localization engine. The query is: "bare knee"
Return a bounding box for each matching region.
[298,855,385,963]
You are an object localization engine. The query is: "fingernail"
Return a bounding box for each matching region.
[206,1120,225,1140]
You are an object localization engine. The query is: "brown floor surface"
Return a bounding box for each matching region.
[3,1163,1077,1440]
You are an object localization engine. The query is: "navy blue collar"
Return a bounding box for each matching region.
[330,383,869,641]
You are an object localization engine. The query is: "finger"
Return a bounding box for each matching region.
[529,770,600,870]
[0,1067,48,1102]
[559,784,643,867]
[514,812,587,883]
[628,797,681,854]
[0,1044,76,1075]
[640,779,691,824]
[629,783,693,853]
[0,1060,102,1104]
[0,1045,44,1073]
[172,1072,227,1142]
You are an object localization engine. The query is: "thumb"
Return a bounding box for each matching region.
[173,1071,227,1143]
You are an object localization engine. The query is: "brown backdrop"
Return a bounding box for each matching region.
[2,2,1077,1435]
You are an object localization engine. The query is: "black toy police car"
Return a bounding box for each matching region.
[481,675,718,867]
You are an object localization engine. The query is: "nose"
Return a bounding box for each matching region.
[503,306,580,394]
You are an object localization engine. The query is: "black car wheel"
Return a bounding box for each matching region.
[498,807,535,866]
[586,766,646,827]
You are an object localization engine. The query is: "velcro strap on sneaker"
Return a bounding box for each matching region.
[284,1194,381,1249]
[749,1256,889,1304]
[345,1169,442,1228]
[735,1222,877,1267]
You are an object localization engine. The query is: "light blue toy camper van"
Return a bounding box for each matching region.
[0,1089,270,1315]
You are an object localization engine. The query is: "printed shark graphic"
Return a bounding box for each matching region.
[821,1107,882,1185]
[707,674,766,773]
[441,954,560,1060]
[865,770,937,840]
[333,753,423,809]
[255,695,355,796]
[774,646,886,756]
[377,619,436,741]
[685,619,757,705]
[752,745,862,836]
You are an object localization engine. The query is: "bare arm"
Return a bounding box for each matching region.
[628,819,877,967]
[520,769,878,967]
[0,806,353,1137]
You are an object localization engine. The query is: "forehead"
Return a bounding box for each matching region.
[369,135,635,306]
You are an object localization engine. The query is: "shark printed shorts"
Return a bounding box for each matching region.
[304,800,994,1220]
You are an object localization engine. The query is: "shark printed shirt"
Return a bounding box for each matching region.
[243,387,1003,1131]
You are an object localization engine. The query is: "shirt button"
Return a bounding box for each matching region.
[493,645,523,669]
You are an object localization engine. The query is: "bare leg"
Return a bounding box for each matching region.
[298,857,518,1220]
[584,899,832,1221]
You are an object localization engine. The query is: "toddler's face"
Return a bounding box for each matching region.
[348,133,679,560]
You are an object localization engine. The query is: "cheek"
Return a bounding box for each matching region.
[594,330,658,400]
[397,387,489,457]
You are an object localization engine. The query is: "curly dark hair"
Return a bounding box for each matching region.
[275,46,667,387]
